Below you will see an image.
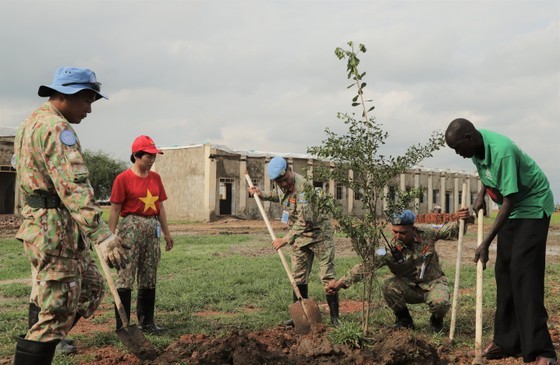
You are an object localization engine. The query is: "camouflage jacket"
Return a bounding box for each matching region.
[261,172,332,247]
[340,221,466,290]
[14,102,111,262]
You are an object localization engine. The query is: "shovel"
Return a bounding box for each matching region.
[472,209,485,365]
[245,173,322,334]
[94,244,159,361]
[449,184,467,342]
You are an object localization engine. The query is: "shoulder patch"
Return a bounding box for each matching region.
[60,130,77,146]
[298,192,307,204]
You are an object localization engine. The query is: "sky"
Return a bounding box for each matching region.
[1,0,559,202]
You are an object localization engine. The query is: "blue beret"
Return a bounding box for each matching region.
[267,157,287,180]
[388,210,416,225]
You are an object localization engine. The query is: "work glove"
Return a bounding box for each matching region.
[97,234,130,270]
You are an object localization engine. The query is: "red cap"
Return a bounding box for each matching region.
[131,135,163,154]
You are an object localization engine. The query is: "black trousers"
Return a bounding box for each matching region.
[493,215,556,362]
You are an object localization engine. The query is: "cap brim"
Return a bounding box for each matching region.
[38,85,107,100]
[141,148,164,154]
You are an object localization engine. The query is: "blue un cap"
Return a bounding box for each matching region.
[38,67,107,101]
[267,156,287,180]
[388,210,416,225]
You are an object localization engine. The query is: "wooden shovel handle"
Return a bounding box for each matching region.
[244,173,305,301]
[473,210,484,363]
[449,183,468,341]
[94,243,130,327]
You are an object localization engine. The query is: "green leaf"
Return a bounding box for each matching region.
[334,47,345,60]
[361,83,367,89]
[368,106,375,112]
[352,102,360,106]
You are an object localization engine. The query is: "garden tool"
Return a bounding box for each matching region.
[94,244,158,360]
[245,173,322,334]
[449,184,467,342]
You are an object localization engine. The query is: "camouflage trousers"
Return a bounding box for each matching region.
[26,244,104,342]
[291,237,336,285]
[116,215,161,290]
[382,275,450,318]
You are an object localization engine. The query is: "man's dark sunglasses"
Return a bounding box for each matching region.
[61,82,101,92]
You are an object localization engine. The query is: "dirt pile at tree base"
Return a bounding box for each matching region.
[150,325,439,365]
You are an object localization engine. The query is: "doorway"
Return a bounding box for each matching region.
[219,178,234,215]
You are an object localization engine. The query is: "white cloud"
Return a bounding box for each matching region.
[1,0,558,201]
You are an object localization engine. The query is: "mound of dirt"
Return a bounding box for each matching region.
[149,325,439,365]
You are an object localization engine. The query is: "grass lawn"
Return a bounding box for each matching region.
[0,214,559,364]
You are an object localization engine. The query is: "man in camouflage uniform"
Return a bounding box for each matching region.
[13,67,129,365]
[248,156,339,326]
[326,209,470,332]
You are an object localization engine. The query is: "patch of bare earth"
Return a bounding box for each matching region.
[77,325,440,365]
[1,216,559,364]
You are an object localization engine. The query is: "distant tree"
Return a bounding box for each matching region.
[83,150,128,201]
[307,41,445,333]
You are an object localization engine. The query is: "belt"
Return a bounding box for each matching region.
[26,194,62,209]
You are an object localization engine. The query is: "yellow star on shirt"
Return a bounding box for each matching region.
[139,190,159,213]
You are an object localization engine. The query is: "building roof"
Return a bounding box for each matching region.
[0,126,17,137]
[160,143,313,159]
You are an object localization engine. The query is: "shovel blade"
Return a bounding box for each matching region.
[116,325,159,360]
[289,298,323,334]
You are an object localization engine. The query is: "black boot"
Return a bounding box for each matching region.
[326,293,341,326]
[292,283,308,302]
[284,283,308,327]
[137,288,165,333]
[115,288,132,330]
[28,303,40,330]
[13,335,59,365]
[393,307,415,329]
[429,314,444,333]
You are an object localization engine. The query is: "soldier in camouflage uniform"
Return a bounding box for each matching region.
[326,209,470,333]
[248,156,339,326]
[13,67,130,365]
[108,135,174,333]
[28,266,79,355]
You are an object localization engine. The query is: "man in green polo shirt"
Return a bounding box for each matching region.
[445,118,556,365]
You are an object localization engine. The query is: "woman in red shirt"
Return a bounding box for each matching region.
[108,135,174,333]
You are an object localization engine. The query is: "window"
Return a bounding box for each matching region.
[336,183,343,200]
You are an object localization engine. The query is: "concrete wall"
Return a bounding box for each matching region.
[153,145,208,221]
